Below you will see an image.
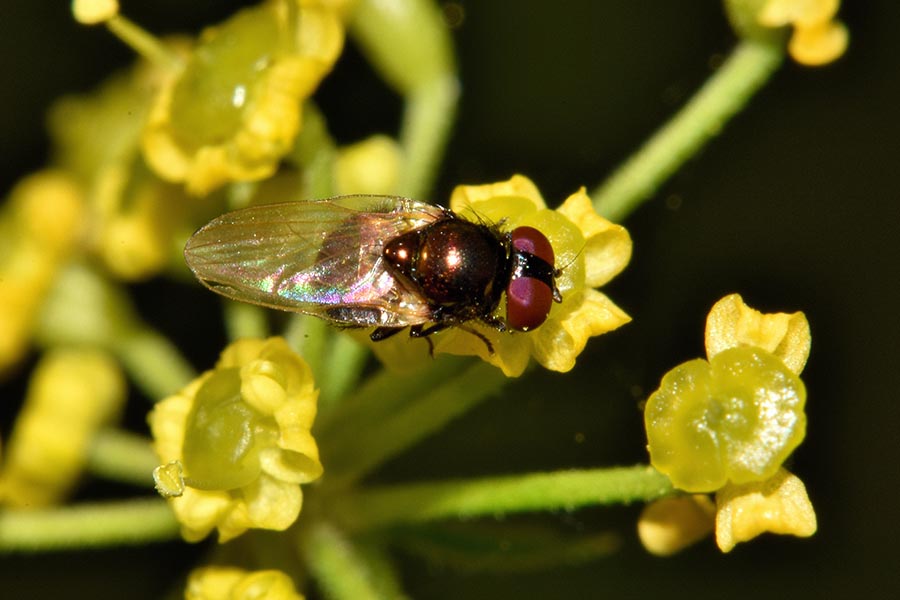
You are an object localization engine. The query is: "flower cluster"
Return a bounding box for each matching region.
[640,294,816,553]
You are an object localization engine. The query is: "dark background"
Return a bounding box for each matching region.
[2,1,898,598]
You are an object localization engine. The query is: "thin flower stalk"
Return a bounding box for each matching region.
[592,39,783,222]
[329,466,673,533]
[0,499,179,552]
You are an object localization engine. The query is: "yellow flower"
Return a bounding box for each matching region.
[370,174,632,377]
[637,494,716,556]
[0,348,125,507]
[759,0,848,65]
[641,294,816,553]
[148,337,322,542]
[715,467,817,552]
[186,566,304,600]
[0,171,85,372]
[140,1,345,195]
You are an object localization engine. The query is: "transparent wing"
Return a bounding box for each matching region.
[184,196,448,328]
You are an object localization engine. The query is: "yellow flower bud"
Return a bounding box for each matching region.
[638,495,716,556]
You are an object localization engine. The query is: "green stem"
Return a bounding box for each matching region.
[223,300,269,341]
[106,15,183,72]
[284,314,330,378]
[292,102,337,198]
[0,498,179,552]
[396,75,459,198]
[317,333,370,418]
[351,0,458,198]
[591,39,783,222]
[330,466,673,532]
[115,326,196,400]
[320,361,506,488]
[87,429,159,487]
[301,522,401,600]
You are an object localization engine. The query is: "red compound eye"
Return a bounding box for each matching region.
[506,227,557,331]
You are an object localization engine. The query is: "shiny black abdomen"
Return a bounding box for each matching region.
[383,217,509,322]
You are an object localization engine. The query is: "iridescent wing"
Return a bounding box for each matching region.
[184,196,448,328]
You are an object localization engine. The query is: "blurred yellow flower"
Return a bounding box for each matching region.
[148,337,322,542]
[0,348,125,507]
[637,494,716,556]
[334,135,403,195]
[758,0,848,65]
[48,52,211,281]
[141,0,346,194]
[72,0,119,25]
[0,171,85,372]
[641,294,816,553]
[186,566,304,600]
[370,174,632,377]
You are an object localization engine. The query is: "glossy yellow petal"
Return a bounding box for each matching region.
[556,188,632,288]
[531,289,631,372]
[715,468,817,552]
[705,293,811,374]
[638,495,716,556]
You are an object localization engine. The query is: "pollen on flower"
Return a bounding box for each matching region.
[148,337,322,542]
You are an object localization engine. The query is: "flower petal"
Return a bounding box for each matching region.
[449,174,546,214]
[556,189,632,287]
[715,468,817,552]
[531,289,630,372]
[705,293,811,374]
